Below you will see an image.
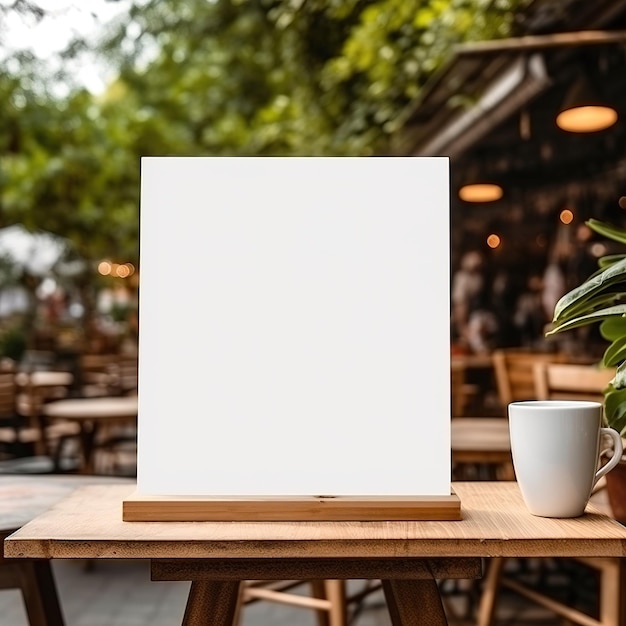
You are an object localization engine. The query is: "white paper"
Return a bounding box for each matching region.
[137,156,450,496]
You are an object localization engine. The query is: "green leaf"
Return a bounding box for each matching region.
[547,304,626,336]
[602,335,626,367]
[553,257,626,322]
[615,360,626,389]
[599,254,626,269]
[601,316,626,341]
[604,385,626,435]
[587,219,626,246]
[555,292,622,323]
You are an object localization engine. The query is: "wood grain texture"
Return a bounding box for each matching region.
[181,580,241,626]
[150,557,482,581]
[383,579,447,626]
[6,482,626,560]
[122,492,462,522]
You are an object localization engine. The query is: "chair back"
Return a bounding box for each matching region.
[533,362,615,402]
[0,359,17,422]
[451,361,467,417]
[114,354,138,395]
[79,353,117,396]
[492,349,565,408]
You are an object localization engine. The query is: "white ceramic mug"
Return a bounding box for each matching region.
[508,400,623,518]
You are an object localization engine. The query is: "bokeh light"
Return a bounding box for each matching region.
[487,234,501,249]
[98,261,112,276]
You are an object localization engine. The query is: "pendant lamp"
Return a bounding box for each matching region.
[458,182,503,203]
[556,73,617,133]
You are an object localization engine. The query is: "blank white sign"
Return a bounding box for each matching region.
[137,156,450,496]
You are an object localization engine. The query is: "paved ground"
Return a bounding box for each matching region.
[0,557,573,626]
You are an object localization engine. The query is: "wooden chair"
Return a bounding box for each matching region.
[451,361,470,417]
[235,579,358,626]
[14,370,78,458]
[478,361,622,626]
[231,579,384,626]
[0,359,39,460]
[450,354,493,417]
[451,348,552,480]
[492,348,566,410]
[112,353,138,396]
[533,361,615,403]
[78,353,118,397]
[0,360,81,474]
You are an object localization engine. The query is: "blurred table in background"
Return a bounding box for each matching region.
[451,417,512,480]
[42,396,138,474]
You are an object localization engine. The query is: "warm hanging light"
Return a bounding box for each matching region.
[458,183,503,203]
[556,74,617,133]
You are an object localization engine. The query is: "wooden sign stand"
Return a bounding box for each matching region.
[132,157,456,523]
[122,492,461,522]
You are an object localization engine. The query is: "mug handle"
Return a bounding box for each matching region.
[594,428,624,486]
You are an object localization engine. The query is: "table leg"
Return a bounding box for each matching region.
[382,579,448,626]
[152,558,480,626]
[0,559,64,626]
[76,423,97,474]
[182,580,241,626]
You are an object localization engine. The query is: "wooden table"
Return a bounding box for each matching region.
[451,354,494,369]
[41,396,138,473]
[0,474,133,626]
[6,481,626,626]
[15,371,74,391]
[451,417,513,479]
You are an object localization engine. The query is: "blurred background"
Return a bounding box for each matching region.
[0,0,624,365]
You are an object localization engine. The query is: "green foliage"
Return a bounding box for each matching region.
[0,324,27,362]
[0,0,527,271]
[604,384,626,435]
[548,220,626,434]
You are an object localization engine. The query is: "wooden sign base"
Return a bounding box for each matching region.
[122,492,462,522]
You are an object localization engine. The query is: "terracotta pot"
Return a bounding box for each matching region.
[605,459,626,524]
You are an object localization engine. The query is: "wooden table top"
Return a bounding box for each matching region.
[5,482,626,560]
[42,395,138,420]
[0,475,134,534]
[14,371,74,388]
[451,418,510,453]
[451,354,494,369]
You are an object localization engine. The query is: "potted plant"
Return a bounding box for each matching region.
[547,218,626,521]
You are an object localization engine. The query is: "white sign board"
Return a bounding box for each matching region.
[137,156,450,496]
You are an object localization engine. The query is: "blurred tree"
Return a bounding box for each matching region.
[100,0,525,155]
[0,0,527,267]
